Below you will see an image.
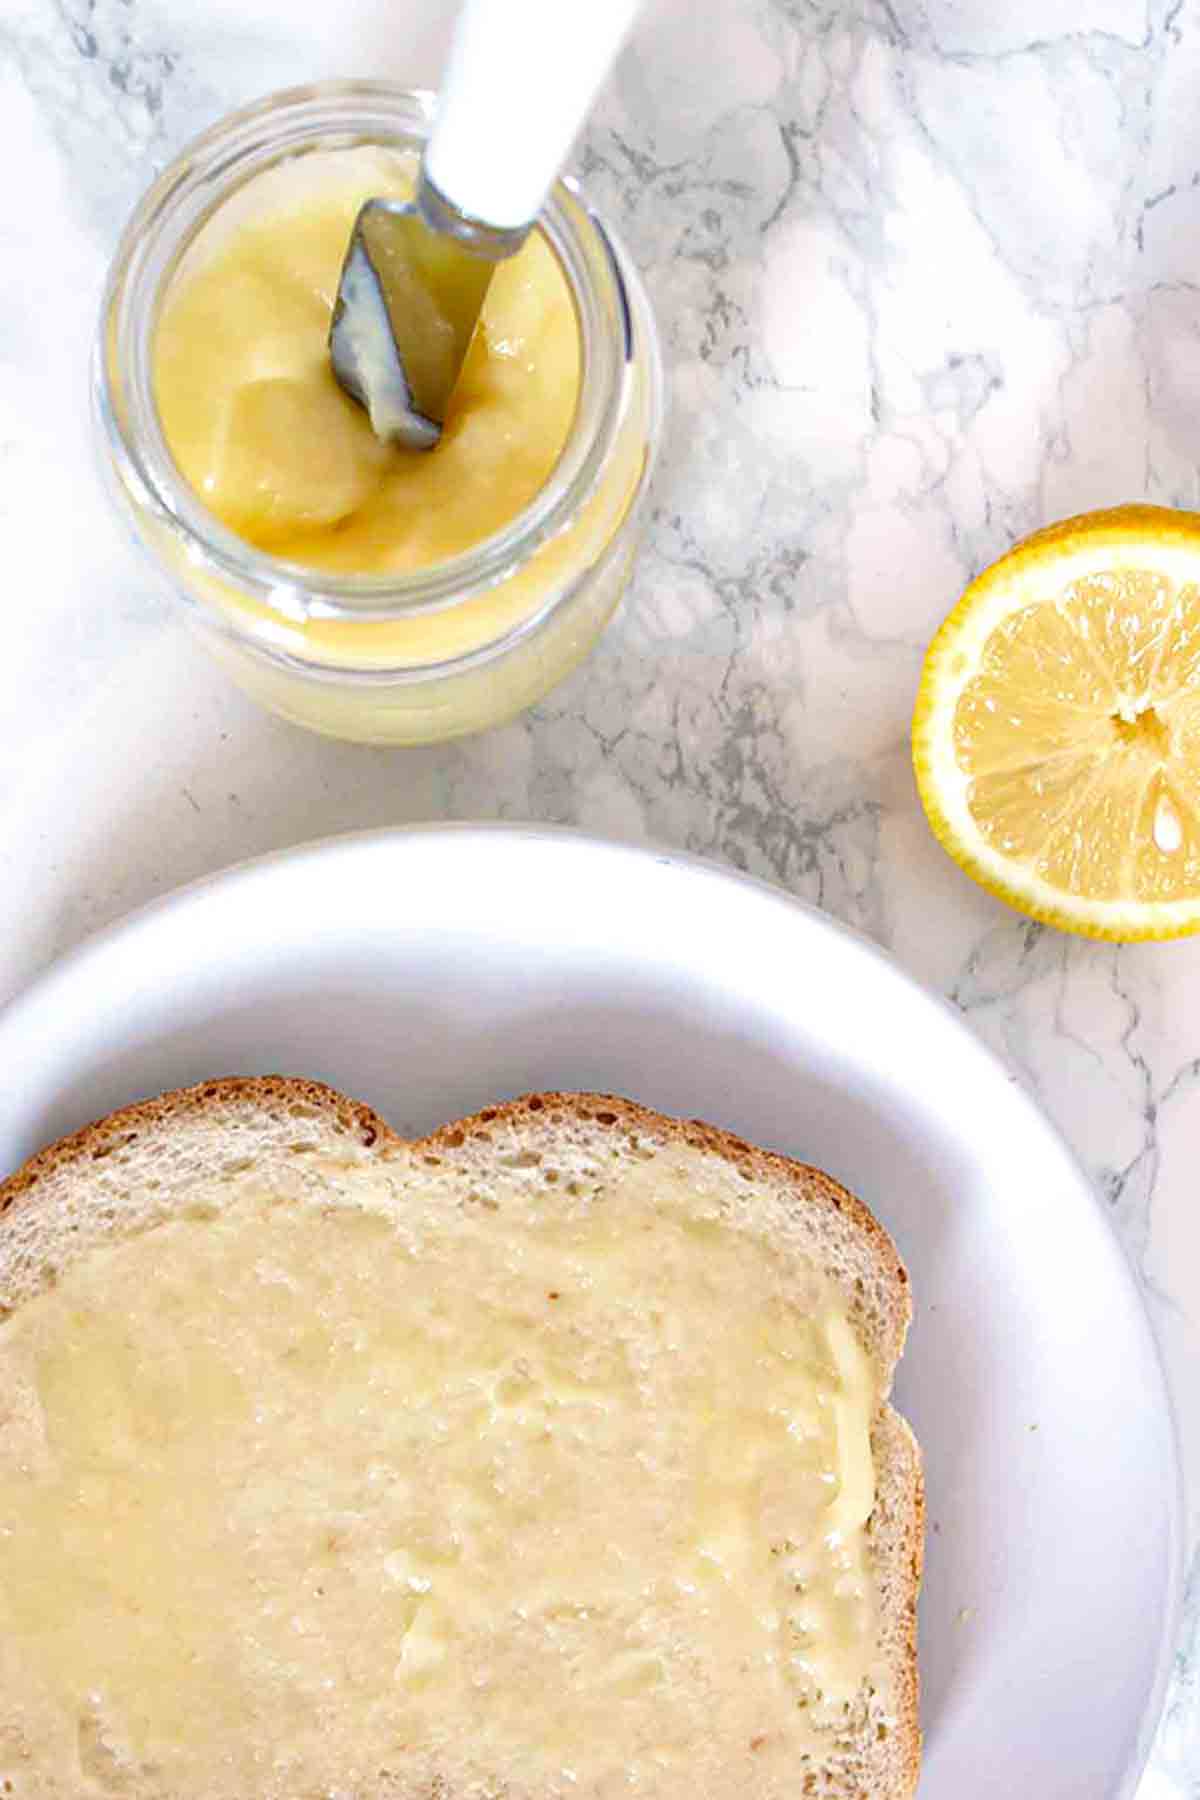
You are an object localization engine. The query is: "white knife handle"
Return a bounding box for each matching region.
[424,0,642,236]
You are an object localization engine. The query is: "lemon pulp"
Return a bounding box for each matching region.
[913,506,1200,939]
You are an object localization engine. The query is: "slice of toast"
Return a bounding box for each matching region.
[0,1078,922,1799]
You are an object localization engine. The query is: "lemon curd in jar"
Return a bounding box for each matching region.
[155,151,581,585]
[153,148,622,673]
[97,86,662,744]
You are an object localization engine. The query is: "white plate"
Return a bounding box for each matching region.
[0,826,1181,1797]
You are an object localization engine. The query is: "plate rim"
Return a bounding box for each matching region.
[0,820,1185,1792]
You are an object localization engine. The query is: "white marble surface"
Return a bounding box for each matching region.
[2,0,1199,1788]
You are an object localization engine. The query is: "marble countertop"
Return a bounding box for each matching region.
[2,0,1198,1787]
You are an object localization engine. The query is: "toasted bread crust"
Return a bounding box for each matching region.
[0,1077,922,1796]
[870,1407,925,1798]
[0,1076,399,1221]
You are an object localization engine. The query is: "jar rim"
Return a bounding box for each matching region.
[96,80,634,625]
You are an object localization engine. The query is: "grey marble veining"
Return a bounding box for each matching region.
[2,0,1199,1789]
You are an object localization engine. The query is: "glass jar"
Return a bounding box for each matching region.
[94,82,664,746]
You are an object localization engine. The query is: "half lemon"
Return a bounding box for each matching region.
[912,505,1200,940]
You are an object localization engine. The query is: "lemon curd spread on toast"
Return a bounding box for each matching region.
[0,1084,920,1797]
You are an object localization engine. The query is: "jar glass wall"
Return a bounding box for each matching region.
[95,82,663,746]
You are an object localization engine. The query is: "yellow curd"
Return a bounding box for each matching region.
[0,1165,878,1795]
[151,150,648,677]
[155,156,581,577]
